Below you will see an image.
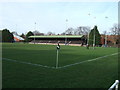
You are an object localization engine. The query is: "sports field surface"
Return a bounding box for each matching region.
[2,43,118,88]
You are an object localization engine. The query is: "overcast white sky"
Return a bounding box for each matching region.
[0,0,118,35]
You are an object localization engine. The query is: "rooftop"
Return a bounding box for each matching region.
[29,35,83,38]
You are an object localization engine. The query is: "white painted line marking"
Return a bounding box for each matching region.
[2,52,119,69]
[2,58,55,69]
[58,52,119,69]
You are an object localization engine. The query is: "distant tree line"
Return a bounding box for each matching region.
[61,26,90,35]
[1,23,119,46]
[1,29,34,43]
[102,23,120,47]
[2,29,14,42]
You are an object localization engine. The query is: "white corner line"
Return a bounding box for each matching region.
[2,58,56,69]
[2,52,119,69]
[58,52,119,69]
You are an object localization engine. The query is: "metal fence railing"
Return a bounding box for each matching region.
[108,80,119,90]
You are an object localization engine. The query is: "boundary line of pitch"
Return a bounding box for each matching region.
[57,52,119,69]
[2,58,56,69]
[2,52,119,69]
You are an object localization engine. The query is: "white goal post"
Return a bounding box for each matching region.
[108,80,119,90]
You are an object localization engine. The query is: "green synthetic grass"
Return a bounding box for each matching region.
[2,43,118,88]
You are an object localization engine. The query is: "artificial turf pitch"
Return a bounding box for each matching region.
[2,43,118,88]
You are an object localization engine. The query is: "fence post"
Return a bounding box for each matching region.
[108,80,119,90]
[115,80,119,90]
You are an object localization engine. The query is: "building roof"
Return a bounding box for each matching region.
[29,35,83,38]
[13,34,24,41]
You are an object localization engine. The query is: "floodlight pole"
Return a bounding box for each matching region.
[87,30,90,46]
[93,17,96,49]
[93,27,95,49]
[104,31,107,47]
[87,13,90,46]
[65,19,68,45]
[105,16,108,47]
[34,22,36,44]
[56,49,59,69]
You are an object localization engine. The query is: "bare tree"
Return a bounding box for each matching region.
[33,30,45,36]
[61,32,65,35]
[61,26,90,35]
[12,31,19,36]
[110,24,119,46]
[65,27,74,35]
[74,27,82,35]
[74,26,90,35]
[83,26,91,35]
[47,31,55,35]
[33,30,40,35]
[74,29,78,35]
[102,30,107,35]
[111,24,118,35]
